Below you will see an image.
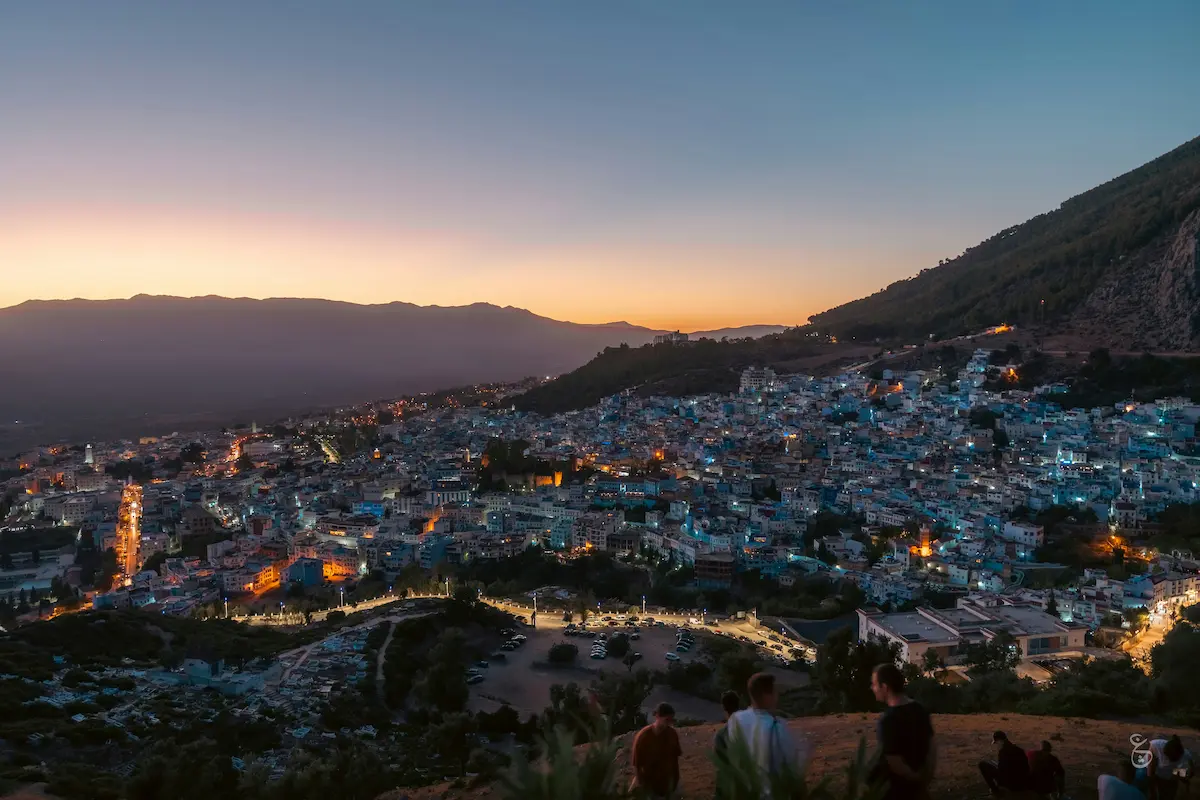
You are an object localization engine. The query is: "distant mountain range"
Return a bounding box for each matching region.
[0,295,783,449]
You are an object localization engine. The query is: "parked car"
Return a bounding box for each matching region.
[665,653,680,662]
[476,661,490,668]
[467,675,485,685]
[630,633,640,640]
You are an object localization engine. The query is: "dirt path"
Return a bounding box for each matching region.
[375,619,397,708]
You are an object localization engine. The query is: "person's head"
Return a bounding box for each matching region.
[1041,741,1053,753]
[871,662,906,703]
[720,690,740,720]
[1118,760,1137,784]
[1165,735,1185,762]
[993,731,1008,749]
[653,702,675,730]
[747,672,777,711]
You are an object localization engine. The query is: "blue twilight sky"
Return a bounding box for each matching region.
[2,1,1198,329]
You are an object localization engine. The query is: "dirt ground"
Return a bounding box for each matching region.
[396,713,1199,800]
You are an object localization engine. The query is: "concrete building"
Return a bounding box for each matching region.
[740,366,778,394]
[857,595,1086,666]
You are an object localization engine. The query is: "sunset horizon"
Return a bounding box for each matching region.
[5,2,1197,332]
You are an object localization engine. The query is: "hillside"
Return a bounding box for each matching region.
[511,334,874,415]
[390,713,1195,800]
[0,296,777,450]
[808,134,1200,342]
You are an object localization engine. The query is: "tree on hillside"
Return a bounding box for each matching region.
[717,651,764,700]
[815,628,901,712]
[414,628,470,713]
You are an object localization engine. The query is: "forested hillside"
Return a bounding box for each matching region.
[512,334,856,414]
[809,135,1200,340]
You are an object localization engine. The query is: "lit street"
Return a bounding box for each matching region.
[115,484,142,585]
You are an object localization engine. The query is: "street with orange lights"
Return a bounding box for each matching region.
[115,484,142,585]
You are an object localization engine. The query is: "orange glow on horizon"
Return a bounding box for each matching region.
[0,207,876,330]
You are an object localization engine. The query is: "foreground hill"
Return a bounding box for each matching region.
[809,135,1200,343]
[392,713,1194,800]
[0,296,777,450]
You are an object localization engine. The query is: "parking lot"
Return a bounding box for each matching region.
[467,616,805,718]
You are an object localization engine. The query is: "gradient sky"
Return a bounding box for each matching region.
[3,2,1199,330]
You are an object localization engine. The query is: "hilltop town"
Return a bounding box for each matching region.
[4,342,1200,798]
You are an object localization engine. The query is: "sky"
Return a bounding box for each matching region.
[3,2,1199,330]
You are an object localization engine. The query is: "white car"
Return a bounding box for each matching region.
[665,653,680,661]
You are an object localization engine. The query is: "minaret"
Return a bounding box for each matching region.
[84,444,94,465]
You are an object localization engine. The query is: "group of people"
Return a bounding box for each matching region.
[1095,735,1192,800]
[631,664,935,800]
[978,731,1065,797]
[631,664,1192,800]
[980,730,1193,800]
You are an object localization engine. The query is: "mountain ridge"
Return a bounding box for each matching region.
[807,133,1200,342]
[0,296,782,450]
[0,295,786,337]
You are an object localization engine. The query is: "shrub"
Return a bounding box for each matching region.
[548,643,579,665]
[713,730,885,800]
[498,723,630,800]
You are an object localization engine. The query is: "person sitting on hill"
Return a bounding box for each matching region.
[1146,735,1193,800]
[979,730,1030,795]
[1099,760,1145,800]
[1027,740,1066,799]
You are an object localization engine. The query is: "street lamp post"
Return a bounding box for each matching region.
[642,595,646,615]
[224,597,229,619]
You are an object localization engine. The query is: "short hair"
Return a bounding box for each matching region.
[654,702,675,719]
[1041,741,1053,753]
[873,662,905,693]
[1165,735,1185,761]
[747,672,776,704]
[720,690,741,715]
[993,731,1008,743]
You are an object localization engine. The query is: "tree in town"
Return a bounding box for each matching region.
[605,633,630,659]
[1046,589,1059,619]
[548,643,578,664]
[920,649,944,677]
[963,630,1021,676]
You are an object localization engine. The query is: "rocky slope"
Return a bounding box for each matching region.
[1070,209,1200,351]
[389,713,1196,800]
